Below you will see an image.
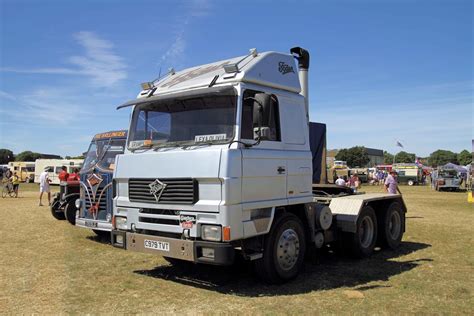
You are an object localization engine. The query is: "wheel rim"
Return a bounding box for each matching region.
[359,216,375,248]
[276,228,300,271]
[388,211,401,240]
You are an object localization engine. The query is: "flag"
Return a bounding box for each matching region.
[396,140,404,148]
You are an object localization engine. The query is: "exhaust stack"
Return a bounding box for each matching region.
[290,47,310,122]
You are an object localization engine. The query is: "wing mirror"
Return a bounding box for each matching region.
[252,93,272,140]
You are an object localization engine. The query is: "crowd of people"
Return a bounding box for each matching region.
[1,165,80,202]
[335,170,402,195]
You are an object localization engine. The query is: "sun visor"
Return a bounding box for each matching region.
[116,86,236,110]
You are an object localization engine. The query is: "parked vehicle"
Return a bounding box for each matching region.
[349,168,368,183]
[50,180,80,223]
[111,47,407,283]
[393,163,422,186]
[75,131,127,236]
[34,159,83,185]
[8,161,35,182]
[433,167,461,191]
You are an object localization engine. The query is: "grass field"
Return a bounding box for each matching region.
[1,183,473,314]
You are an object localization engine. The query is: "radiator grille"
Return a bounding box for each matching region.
[129,178,198,205]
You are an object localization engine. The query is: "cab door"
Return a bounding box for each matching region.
[241,90,287,209]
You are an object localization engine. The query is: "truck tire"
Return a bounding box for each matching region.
[408,180,414,186]
[50,199,65,220]
[347,206,378,258]
[65,201,77,225]
[379,202,405,250]
[254,213,306,284]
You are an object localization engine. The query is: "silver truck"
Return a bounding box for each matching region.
[111,47,407,283]
[433,167,461,191]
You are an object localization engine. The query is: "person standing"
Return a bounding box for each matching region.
[58,166,69,182]
[348,173,361,193]
[67,168,80,181]
[12,172,20,198]
[39,167,52,206]
[385,170,402,194]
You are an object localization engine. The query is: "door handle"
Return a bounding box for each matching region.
[277,166,286,174]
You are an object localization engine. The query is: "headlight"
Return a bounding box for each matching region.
[201,225,221,242]
[75,199,82,209]
[115,216,127,230]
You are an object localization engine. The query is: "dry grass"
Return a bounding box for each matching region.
[1,183,473,314]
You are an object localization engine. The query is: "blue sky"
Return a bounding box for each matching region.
[0,0,472,157]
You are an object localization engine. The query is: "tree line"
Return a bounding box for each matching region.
[0,149,84,164]
[335,146,472,168]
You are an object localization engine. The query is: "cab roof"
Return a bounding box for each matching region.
[139,50,301,98]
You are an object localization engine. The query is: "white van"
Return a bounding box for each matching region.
[34,159,84,185]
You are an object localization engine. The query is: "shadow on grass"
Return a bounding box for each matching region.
[86,234,111,245]
[134,241,431,296]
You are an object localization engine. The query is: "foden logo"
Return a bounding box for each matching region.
[278,62,295,75]
[149,179,167,202]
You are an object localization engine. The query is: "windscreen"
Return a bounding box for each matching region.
[128,91,237,149]
[439,169,457,178]
[82,139,126,172]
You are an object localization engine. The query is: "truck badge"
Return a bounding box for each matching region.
[278,62,295,75]
[149,179,167,202]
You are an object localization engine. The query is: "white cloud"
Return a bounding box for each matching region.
[0,32,126,88]
[0,90,17,101]
[159,0,212,66]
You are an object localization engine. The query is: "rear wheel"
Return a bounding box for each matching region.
[379,202,405,249]
[65,201,77,225]
[408,180,414,186]
[254,213,306,284]
[347,206,378,257]
[50,198,65,220]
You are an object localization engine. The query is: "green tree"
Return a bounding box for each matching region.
[394,151,416,163]
[335,146,370,168]
[457,150,472,166]
[15,151,42,162]
[0,149,14,164]
[383,151,394,164]
[428,149,458,167]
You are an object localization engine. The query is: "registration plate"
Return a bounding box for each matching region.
[144,239,170,252]
[84,220,98,228]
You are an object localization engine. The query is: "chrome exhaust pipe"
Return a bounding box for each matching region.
[290,47,310,122]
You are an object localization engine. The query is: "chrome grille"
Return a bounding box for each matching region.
[129,178,198,204]
[84,186,107,212]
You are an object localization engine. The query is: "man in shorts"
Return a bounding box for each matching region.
[39,167,51,206]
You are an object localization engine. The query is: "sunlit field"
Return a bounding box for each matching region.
[1,183,473,314]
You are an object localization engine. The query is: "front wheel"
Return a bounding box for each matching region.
[408,180,414,186]
[50,199,65,220]
[65,201,77,225]
[254,213,306,284]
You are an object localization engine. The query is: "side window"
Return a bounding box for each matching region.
[241,90,281,141]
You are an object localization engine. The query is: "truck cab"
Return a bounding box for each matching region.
[112,47,407,283]
[75,131,127,236]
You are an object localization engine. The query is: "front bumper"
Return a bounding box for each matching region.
[76,218,112,231]
[111,231,234,266]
